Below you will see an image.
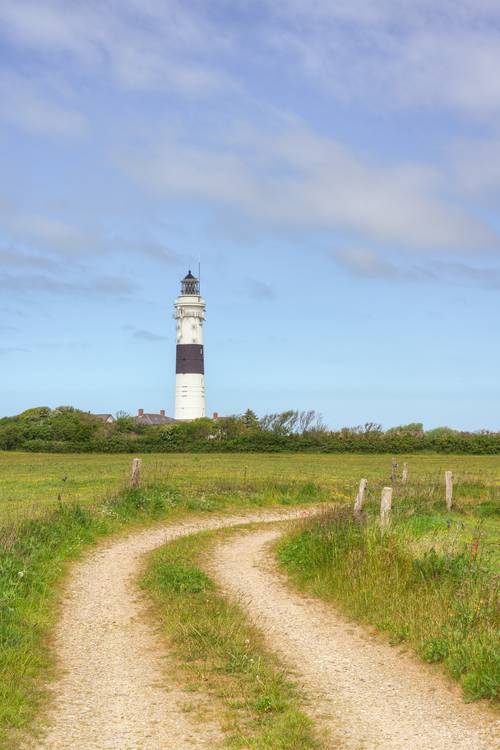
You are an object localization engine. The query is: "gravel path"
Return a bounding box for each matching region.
[28,510,307,750]
[212,528,499,750]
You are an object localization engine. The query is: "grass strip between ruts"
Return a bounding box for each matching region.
[141,526,324,750]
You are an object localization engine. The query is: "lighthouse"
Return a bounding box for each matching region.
[174,270,206,420]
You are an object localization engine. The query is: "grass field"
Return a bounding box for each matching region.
[0,451,498,745]
[1,451,499,524]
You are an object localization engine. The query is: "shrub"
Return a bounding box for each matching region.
[1,407,500,454]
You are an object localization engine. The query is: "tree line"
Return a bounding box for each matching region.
[0,406,498,454]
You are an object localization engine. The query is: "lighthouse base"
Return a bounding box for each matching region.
[175,373,205,420]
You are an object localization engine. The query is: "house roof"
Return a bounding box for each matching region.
[92,413,115,421]
[136,413,177,425]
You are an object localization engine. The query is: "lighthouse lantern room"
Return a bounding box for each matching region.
[174,270,206,420]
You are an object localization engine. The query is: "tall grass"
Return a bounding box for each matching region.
[278,498,499,703]
[142,530,323,749]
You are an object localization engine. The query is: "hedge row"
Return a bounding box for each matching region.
[4,432,499,454]
[1,408,498,454]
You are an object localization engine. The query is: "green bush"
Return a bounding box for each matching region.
[1,407,499,454]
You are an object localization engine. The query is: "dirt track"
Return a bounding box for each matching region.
[212,528,499,750]
[29,513,499,750]
[29,510,305,750]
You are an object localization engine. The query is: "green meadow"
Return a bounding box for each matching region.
[0,451,498,746]
[1,451,499,524]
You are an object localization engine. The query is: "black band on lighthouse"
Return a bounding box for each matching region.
[176,344,204,374]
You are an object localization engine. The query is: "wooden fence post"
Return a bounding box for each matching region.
[445,470,453,511]
[353,478,368,515]
[130,457,142,488]
[402,462,409,484]
[391,458,398,484]
[380,486,393,529]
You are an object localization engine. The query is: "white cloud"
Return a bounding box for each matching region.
[0,347,29,355]
[0,272,136,297]
[121,123,498,254]
[431,260,500,289]
[334,247,500,289]
[3,0,500,117]
[0,200,94,257]
[451,138,500,194]
[0,198,186,274]
[0,70,86,136]
[245,278,275,300]
[132,328,168,342]
[0,247,60,271]
[1,0,499,292]
[334,248,415,280]
[0,1,231,95]
[0,324,19,333]
[260,1,500,116]
[9,215,90,254]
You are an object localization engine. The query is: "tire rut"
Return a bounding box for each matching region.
[26,509,308,750]
[211,528,499,750]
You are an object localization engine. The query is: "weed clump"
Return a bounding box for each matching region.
[154,562,212,594]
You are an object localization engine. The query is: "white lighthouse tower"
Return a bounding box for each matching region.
[174,270,206,420]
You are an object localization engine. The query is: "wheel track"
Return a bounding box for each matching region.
[26,511,499,750]
[211,528,499,750]
[26,509,308,750]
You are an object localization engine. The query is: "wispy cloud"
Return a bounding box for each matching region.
[450,137,500,194]
[0,347,30,355]
[1,1,499,270]
[0,1,232,96]
[37,340,89,350]
[262,1,500,116]
[0,201,97,258]
[0,247,62,271]
[334,247,500,289]
[334,248,433,282]
[245,278,275,300]
[0,273,136,298]
[431,260,500,290]
[131,241,180,264]
[4,1,500,120]
[132,328,168,342]
[0,201,185,271]
[93,276,136,295]
[0,69,86,136]
[121,123,498,255]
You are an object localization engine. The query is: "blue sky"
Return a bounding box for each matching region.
[0,1,499,429]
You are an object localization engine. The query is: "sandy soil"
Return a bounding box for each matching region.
[212,528,500,750]
[27,509,307,750]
